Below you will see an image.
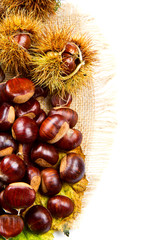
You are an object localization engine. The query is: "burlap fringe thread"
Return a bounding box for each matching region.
[51,3,117,227]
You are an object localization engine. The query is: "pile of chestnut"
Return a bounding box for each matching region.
[0,75,85,239]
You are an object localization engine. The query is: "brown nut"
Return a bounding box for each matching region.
[64,42,79,56]
[18,143,33,166]
[31,142,59,167]
[13,33,31,50]
[0,215,24,239]
[60,153,85,183]
[48,107,78,128]
[26,166,41,192]
[51,91,72,107]
[0,83,9,103]
[15,98,40,119]
[61,53,77,76]
[47,195,74,218]
[0,154,26,184]
[0,133,17,157]
[41,168,62,196]
[0,191,17,214]
[34,109,46,126]
[54,129,82,151]
[39,114,69,144]
[0,103,15,131]
[33,86,48,100]
[5,78,35,104]
[12,116,38,143]
[3,182,36,210]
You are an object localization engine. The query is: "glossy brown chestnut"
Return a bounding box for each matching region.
[61,53,77,76]
[51,91,72,107]
[60,153,85,183]
[31,142,59,167]
[0,66,5,83]
[18,143,33,166]
[25,205,52,234]
[5,78,35,104]
[0,83,9,103]
[0,133,17,157]
[0,103,15,131]
[4,182,36,210]
[47,195,74,218]
[13,33,31,50]
[55,129,82,151]
[41,168,62,196]
[15,98,40,119]
[33,86,48,100]
[0,215,24,239]
[12,116,38,143]
[48,107,78,128]
[34,109,46,126]
[26,166,41,192]
[0,191,17,214]
[0,154,26,183]
[39,114,69,144]
[64,42,79,56]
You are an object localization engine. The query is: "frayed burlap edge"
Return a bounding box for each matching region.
[50,3,117,228]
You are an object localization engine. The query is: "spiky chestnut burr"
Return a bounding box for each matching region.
[0,0,60,19]
[31,24,97,95]
[0,11,42,75]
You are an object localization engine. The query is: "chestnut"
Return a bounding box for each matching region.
[0,83,8,103]
[39,114,69,144]
[41,168,62,196]
[47,195,74,218]
[25,205,52,234]
[5,78,35,104]
[0,154,26,183]
[31,142,59,167]
[33,86,48,100]
[60,153,85,183]
[12,116,38,143]
[13,33,31,50]
[51,91,72,107]
[0,215,24,239]
[34,109,46,126]
[48,107,78,128]
[0,66,5,83]
[55,129,82,151]
[18,143,33,166]
[0,191,17,214]
[3,182,36,210]
[61,53,77,76]
[64,42,79,56]
[0,133,17,157]
[26,166,41,192]
[15,98,40,119]
[0,103,15,131]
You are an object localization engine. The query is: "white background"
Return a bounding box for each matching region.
[55,0,160,239]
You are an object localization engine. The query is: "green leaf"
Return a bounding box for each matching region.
[4,227,54,240]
